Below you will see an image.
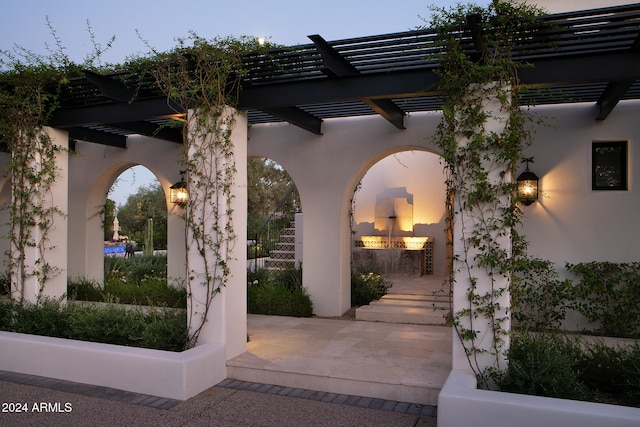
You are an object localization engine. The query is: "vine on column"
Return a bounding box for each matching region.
[136,34,267,348]
[428,1,547,387]
[0,48,68,301]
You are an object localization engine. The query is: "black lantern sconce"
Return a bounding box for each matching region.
[517,157,539,206]
[170,171,188,207]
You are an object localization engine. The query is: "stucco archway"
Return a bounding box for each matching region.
[350,149,448,277]
[67,136,186,286]
[248,112,444,316]
[247,156,301,272]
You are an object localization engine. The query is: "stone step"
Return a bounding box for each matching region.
[267,250,295,260]
[355,304,449,326]
[274,243,295,251]
[381,293,451,304]
[226,362,442,407]
[265,259,296,269]
[370,298,449,311]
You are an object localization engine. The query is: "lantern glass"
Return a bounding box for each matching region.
[170,181,188,206]
[516,171,538,205]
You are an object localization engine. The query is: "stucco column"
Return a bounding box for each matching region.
[10,127,68,302]
[301,186,351,317]
[185,107,247,359]
[451,84,512,373]
[166,203,187,287]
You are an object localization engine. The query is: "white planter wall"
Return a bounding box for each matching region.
[0,331,226,400]
[439,370,640,427]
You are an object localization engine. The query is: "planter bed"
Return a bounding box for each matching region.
[0,331,226,400]
[438,370,640,427]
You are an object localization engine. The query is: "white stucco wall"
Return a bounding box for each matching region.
[249,99,640,318]
[248,112,443,316]
[521,100,639,268]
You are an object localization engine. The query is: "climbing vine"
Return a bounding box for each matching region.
[428,1,547,388]
[135,34,266,348]
[0,22,113,302]
[0,48,70,301]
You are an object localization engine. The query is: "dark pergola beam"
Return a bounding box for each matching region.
[363,99,406,129]
[83,70,136,102]
[518,51,640,88]
[48,52,640,132]
[242,52,640,110]
[596,79,635,120]
[595,31,640,120]
[308,34,405,130]
[67,127,127,148]
[107,121,183,143]
[240,68,439,111]
[308,34,359,77]
[261,107,323,135]
[466,13,486,63]
[49,97,183,128]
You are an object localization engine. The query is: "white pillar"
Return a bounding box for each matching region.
[166,205,187,287]
[451,84,512,373]
[302,193,351,317]
[185,108,247,360]
[11,127,68,302]
[294,212,303,268]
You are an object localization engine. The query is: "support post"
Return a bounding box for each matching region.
[184,107,247,360]
[10,127,68,303]
[451,83,512,375]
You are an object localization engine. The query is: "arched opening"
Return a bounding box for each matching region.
[106,165,168,257]
[351,150,448,277]
[247,156,301,272]
[100,165,171,296]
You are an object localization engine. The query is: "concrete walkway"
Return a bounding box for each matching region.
[0,274,448,426]
[228,275,452,407]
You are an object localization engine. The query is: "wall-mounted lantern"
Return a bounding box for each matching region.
[517,157,539,206]
[170,171,188,207]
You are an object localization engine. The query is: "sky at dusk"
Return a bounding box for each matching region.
[0,0,490,207]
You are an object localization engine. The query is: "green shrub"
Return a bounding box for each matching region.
[0,272,9,296]
[499,332,587,400]
[104,254,167,283]
[247,267,312,317]
[578,340,640,406]
[351,267,391,307]
[67,277,105,301]
[11,298,70,338]
[0,300,187,351]
[67,303,145,347]
[247,267,270,286]
[140,309,188,352]
[500,333,640,407]
[271,265,303,291]
[248,282,313,317]
[68,275,186,308]
[567,262,640,338]
[511,258,573,332]
[0,299,14,329]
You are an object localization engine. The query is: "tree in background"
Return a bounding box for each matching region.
[247,158,299,237]
[117,183,167,250]
[110,159,297,250]
[103,199,116,241]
